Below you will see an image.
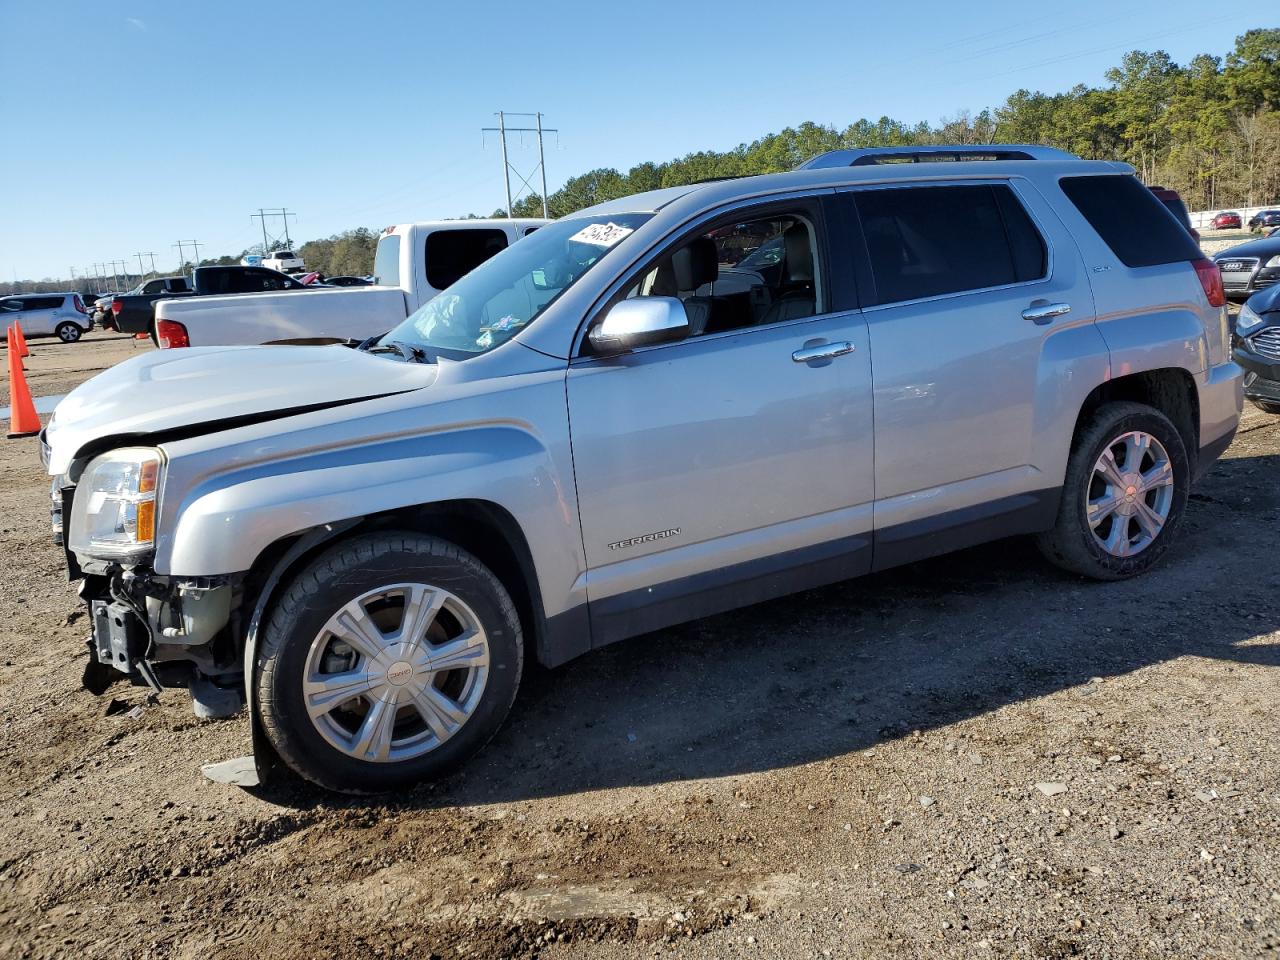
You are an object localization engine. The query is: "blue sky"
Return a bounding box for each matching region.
[0,1,1266,281]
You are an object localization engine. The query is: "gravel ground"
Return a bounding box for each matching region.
[1,330,1278,959]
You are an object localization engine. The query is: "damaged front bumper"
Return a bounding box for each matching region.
[78,564,246,719]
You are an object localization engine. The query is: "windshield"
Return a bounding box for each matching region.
[382,212,651,358]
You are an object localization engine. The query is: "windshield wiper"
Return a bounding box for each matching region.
[363,340,432,363]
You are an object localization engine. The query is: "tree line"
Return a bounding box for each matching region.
[5,28,1276,294]
[502,28,1280,220]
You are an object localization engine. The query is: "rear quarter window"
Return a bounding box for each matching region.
[1059,175,1202,268]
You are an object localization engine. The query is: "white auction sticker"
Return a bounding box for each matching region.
[569,222,635,247]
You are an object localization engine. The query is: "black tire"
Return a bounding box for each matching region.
[256,532,523,793]
[1037,402,1190,581]
[55,322,83,343]
[1250,398,1280,415]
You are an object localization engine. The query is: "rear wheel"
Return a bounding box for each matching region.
[1038,402,1189,580]
[256,532,523,793]
[55,322,83,343]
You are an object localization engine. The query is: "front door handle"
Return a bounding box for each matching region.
[792,340,854,364]
[1022,300,1071,324]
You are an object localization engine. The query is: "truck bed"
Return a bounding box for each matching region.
[154,286,411,347]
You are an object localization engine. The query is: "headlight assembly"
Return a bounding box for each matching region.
[1238,303,1265,334]
[1266,255,1280,269]
[68,447,163,559]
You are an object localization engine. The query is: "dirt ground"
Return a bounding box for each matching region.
[2,329,1279,959]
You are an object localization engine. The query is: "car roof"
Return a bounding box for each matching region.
[567,155,1134,220]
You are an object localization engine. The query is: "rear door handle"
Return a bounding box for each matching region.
[792,340,854,364]
[1022,301,1071,324]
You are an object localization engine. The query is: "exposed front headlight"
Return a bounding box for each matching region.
[68,447,163,560]
[1238,303,1265,334]
[1267,255,1280,268]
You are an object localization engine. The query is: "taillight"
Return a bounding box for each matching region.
[111,299,122,315]
[73,295,86,314]
[156,319,190,348]
[1193,258,1225,308]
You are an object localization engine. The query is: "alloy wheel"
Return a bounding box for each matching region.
[1086,430,1174,558]
[301,582,490,763]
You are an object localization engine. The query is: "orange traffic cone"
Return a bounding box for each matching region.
[6,326,41,438]
[13,323,29,359]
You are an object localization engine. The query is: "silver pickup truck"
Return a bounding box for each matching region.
[42,146,1242,792]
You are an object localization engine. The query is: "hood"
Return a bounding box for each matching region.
[1245,283,1280,318]
[1214,238,1280,260]
[45,344,436,474]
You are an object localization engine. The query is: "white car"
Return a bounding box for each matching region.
[261,249,304,274]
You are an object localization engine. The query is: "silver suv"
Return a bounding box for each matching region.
[1,292,92,342]
[43,146,1243,792]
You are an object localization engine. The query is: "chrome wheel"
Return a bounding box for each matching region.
[1086,430,1174,558]
[301,583,490,763]
[56,323,81,343]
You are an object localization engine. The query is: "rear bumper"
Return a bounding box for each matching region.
[1196,360,1244,479]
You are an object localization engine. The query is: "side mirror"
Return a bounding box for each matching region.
[588,297,690,355]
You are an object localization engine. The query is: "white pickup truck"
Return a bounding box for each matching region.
[153,218,547,348]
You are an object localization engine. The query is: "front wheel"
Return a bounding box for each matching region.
[55,322,83,343]
[256,532,523,793]
[1038,402,1189,580]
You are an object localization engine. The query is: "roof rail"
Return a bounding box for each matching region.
[796,144,1078,170]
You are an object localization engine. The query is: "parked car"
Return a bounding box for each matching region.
[150,219,547,348]
[0,292,92,342]
[1213,235,1280,299]
[1249,210,1280,231]
[91,294,116,328]
[262,249,304,274]
[111,265,307,335]
[43,147,1242,792]
[1146,186,1200,241]
[324,276,373,287]
[1212,211,1242,230]
[1232,285,1280,413]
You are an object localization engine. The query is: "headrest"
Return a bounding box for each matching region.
[784,223,814,283]
[672,237,719,291]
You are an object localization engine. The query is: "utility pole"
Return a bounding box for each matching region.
[251,209,296,252]
[482,112,558,219]
[173,241,201,277]
[112,259,129,292]
[135,252,156,280]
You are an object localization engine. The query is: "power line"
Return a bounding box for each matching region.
[482,112,558,219]
[251,208,297,253]
[135,252,157,280]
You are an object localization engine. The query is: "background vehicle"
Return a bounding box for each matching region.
[1147,186,1200,241]
[45,148,1241,792]
[323,275,373,287]
[1213,235,1280,299]
[1249,210,1280,231]
[1232,285,1280,413]
[152,218,546,348]
[262,249,304,273]
[1212,211,1242,230]
[90,294,116,328]
[112,265,307,334]
[0,292,92,342]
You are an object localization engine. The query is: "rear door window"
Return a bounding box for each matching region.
[426,228,509,290]
[853,183,1046,306]
[1059,175,1203,268]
